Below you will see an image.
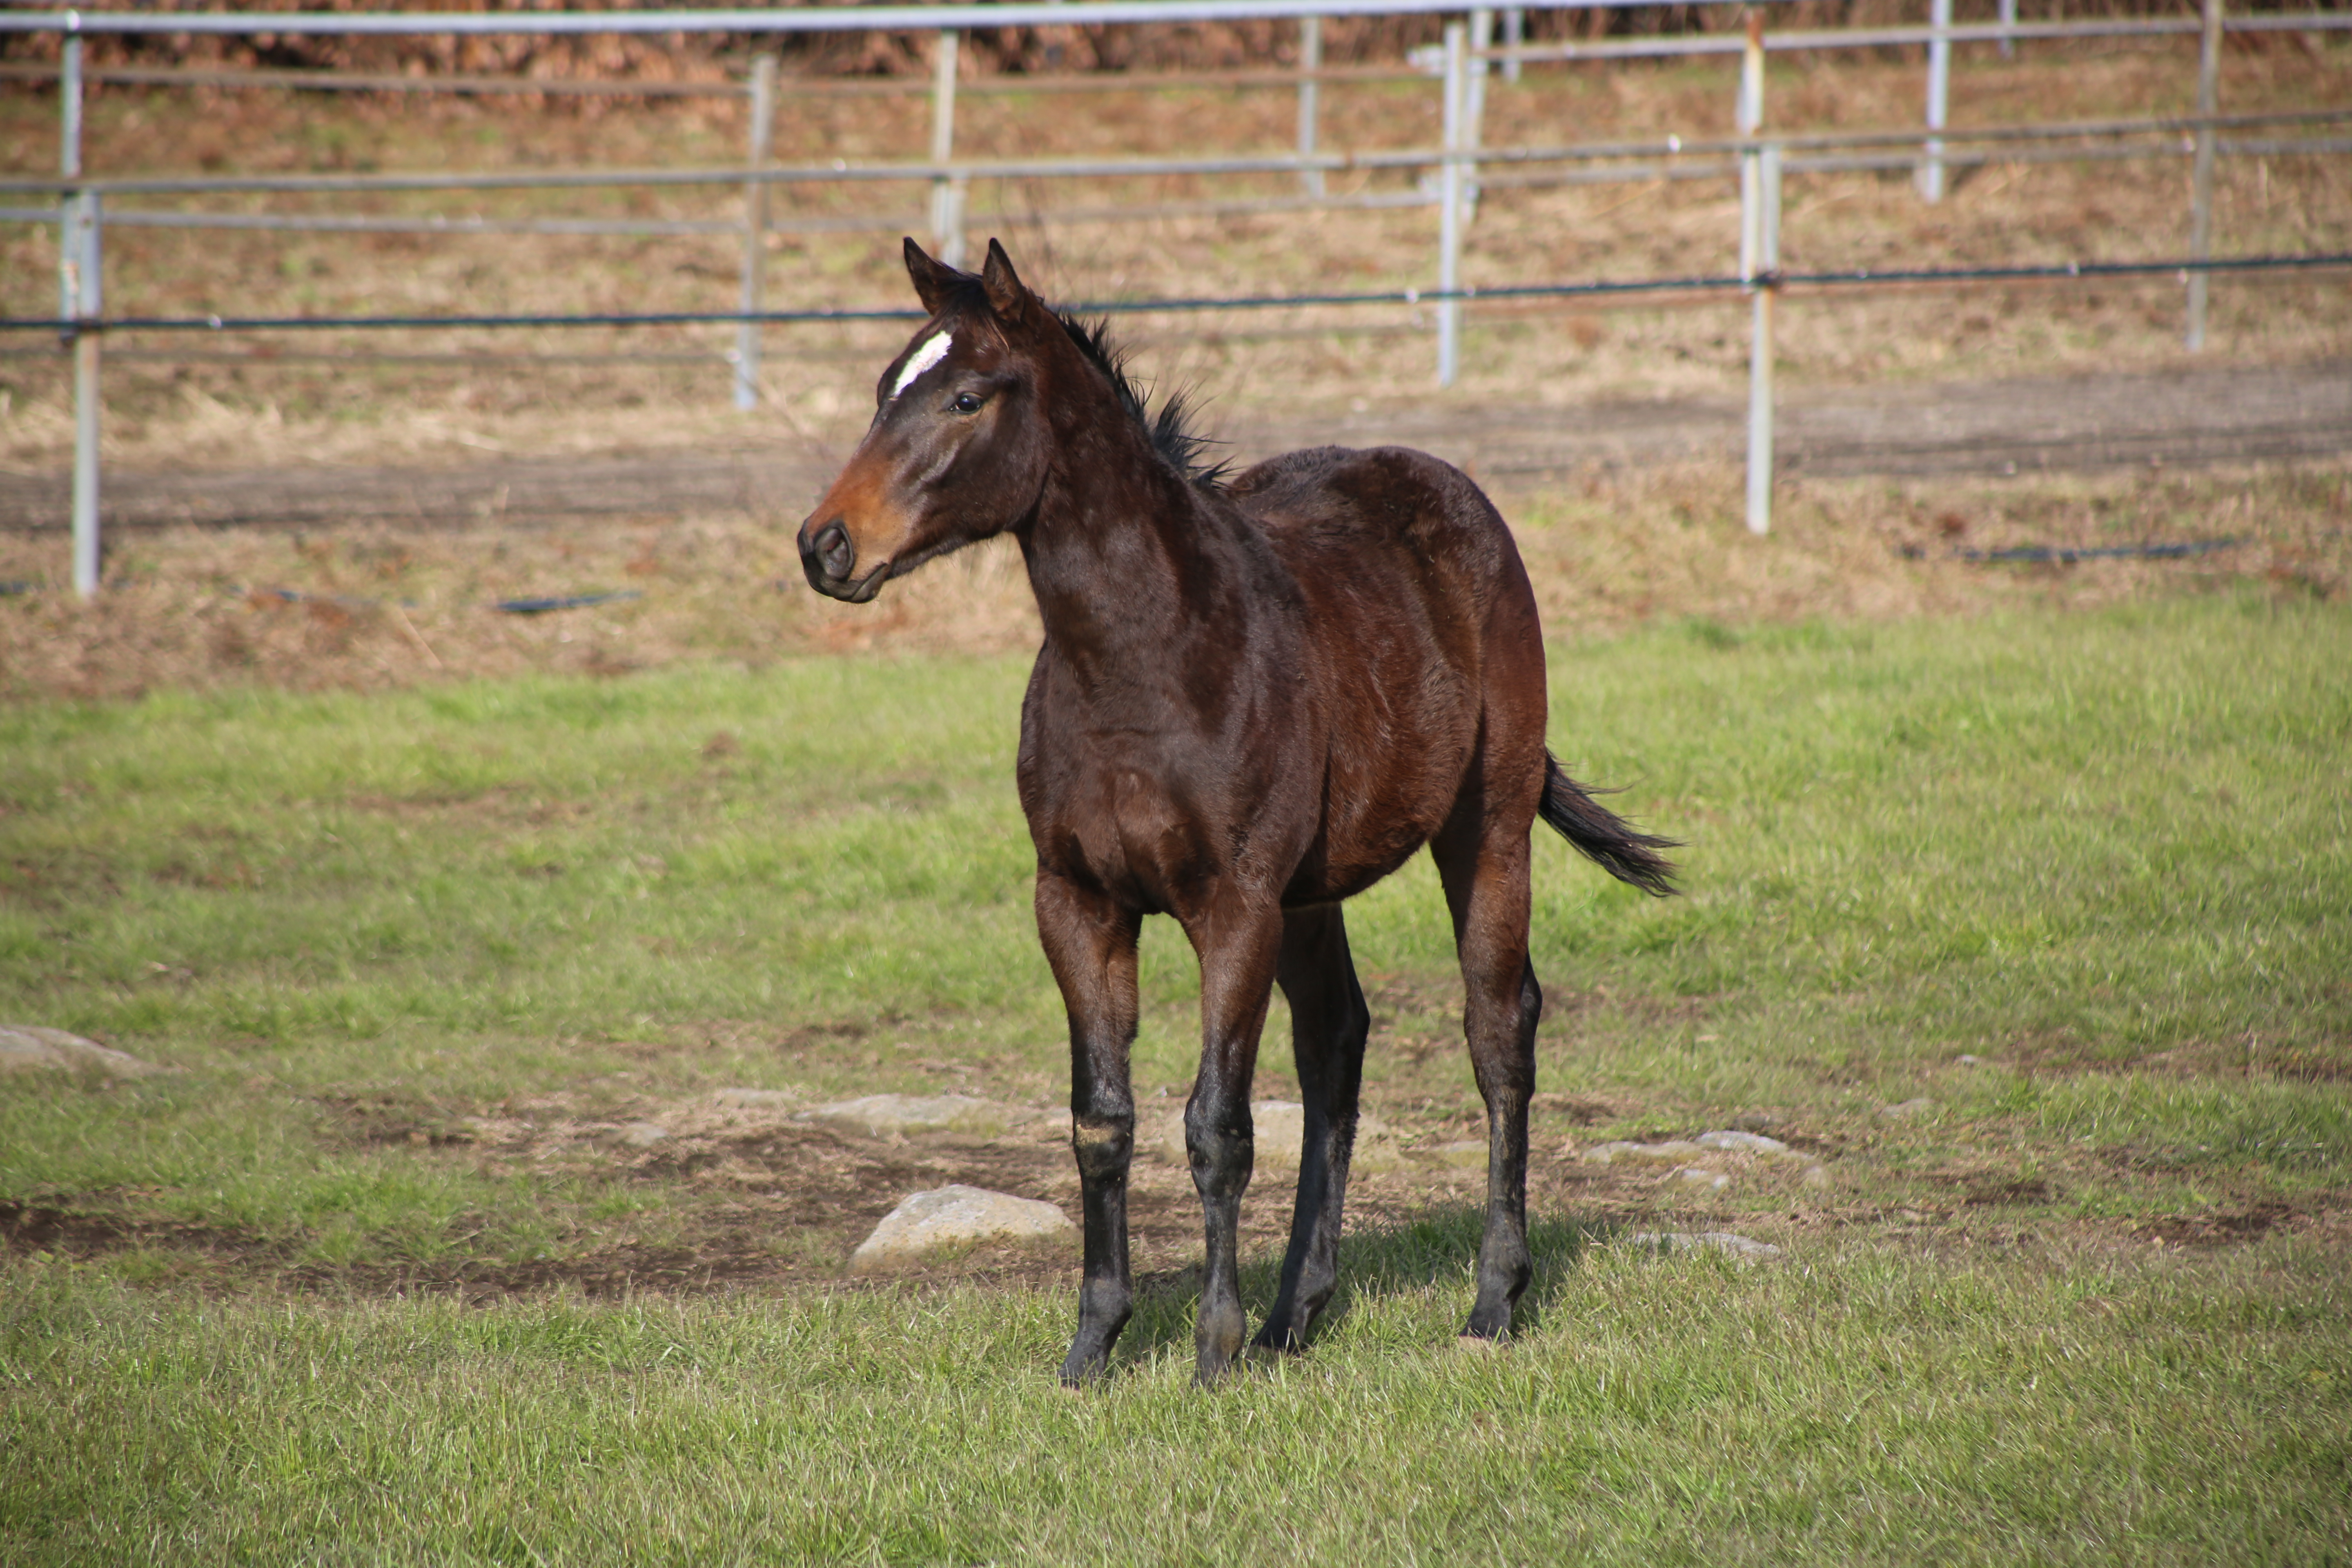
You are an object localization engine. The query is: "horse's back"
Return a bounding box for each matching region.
[1229,443,1540,663]
[1231,444,1511,563]
[1226,444,1548,898]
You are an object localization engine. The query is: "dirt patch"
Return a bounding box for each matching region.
[0,1084,1836,1301]
[1934,1175,2059,1207]
[2138,1203,2301,1248]
[1,1198,291,1270]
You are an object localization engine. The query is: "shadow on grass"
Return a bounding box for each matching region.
[1115,1205,1618,1371]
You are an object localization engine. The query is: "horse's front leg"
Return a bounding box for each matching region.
[1035,873,1144,1385]
[1180,895,1285,1385]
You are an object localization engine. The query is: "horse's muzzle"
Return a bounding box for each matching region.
[798,518,889,604]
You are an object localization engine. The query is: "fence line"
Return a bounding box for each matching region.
[7,1,2347,590]
[0,0,1759,37]
[9,251,2344,337]
[0,59,1444,98]
[4,13,2342,96]
[7,108,2343,198]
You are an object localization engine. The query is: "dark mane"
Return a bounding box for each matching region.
[1057,313,1231,491]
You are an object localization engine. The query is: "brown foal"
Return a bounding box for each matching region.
[800,239,1676,1385]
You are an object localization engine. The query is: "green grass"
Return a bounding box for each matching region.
[4,1234,2347,1564]
[3,592,2349,1563]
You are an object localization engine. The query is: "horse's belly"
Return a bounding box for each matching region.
[1280,717,1471,905]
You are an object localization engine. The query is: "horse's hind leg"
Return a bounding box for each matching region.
[1432,819,1542,1341]
[1253,903,1371,1354]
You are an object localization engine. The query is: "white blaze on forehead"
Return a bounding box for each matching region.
[889,330,953,400]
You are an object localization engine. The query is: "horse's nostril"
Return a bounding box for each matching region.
[813,521,854,580]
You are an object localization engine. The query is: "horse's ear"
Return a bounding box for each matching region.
[979,238,1039,327]
[903,237,961,316]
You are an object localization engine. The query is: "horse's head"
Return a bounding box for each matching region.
[798,237,1058,603]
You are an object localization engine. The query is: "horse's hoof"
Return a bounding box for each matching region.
[1249,1322,1307,1356]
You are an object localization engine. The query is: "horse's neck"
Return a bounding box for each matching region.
[1018,413,1242,681]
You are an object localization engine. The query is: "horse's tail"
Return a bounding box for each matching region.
[1538,752,1680,897]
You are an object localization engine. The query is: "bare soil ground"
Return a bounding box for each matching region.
[4,358,2343,534]
[6,1067,2339,1303]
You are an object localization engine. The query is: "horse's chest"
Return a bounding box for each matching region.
[1022,731,1304,913]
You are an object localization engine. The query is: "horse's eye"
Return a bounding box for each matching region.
[950,392,984,415]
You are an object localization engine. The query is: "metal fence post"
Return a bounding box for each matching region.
[1919,0,1951,202]
[733,52,775,411]
[1746,147,1780,537]
[1437,20,1467,386]
[1296,14,1324,197]
[1740,13,1776,536]
[1738,10,1763,281]
[1467,7,1492,213]
[1501,6,1524,83]
[58,33,102,599]
[2187,0,2222,350]
[1998,0,2017,59]
[67,194,102,598]
[929,30,966,268]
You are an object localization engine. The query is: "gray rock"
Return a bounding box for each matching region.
[846,1184,1073,1272]
[1695,1129,1797,1158]
[617,1121,670,1147]
[1627,1230,1782,1262]
[0,1026,167,1078]
[1670,1166,1731,1192]
[808,1093,1010,1138]
[1956,1054,1985,1067]
[1877,1097,1936,1122]
[1582,1139,1707,1166]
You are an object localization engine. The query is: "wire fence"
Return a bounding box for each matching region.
[3,1,2348,586]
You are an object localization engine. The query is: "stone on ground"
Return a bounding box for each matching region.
[1695,1129,1802,1158]
[847,1184,1073,1272]
[1627,1230,1783,1262]
[1878,1097,1936,1121]
[1589,1131,1805,1165]
[0,1026,167,1078]
[1670,1165,1731,1191]
[809,1093,1010,1138]
[1582,1139,1706,1166]
[617,1121,670,1147]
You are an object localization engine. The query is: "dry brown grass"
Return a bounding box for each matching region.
[4,458,2342,700]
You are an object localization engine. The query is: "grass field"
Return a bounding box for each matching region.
[3,591,2348,1563]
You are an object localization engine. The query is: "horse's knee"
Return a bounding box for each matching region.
[1071,1114,1133,1183]
[1183,1105,1253,1198]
